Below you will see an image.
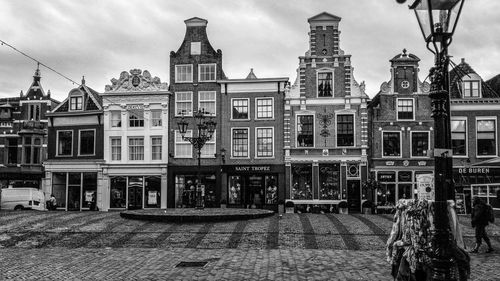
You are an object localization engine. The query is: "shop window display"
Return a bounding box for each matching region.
[145,176,161,208]
[82,173,97,210]
[52,173,67,208]
[229,176,242,205]
[177,174,216,208]
[68,173,81,210]
[291,164,313,200]
[110,177,126,208]
[319,164,340,200]
[265,175,278,204]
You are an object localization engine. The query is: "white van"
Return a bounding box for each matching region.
[0,188,46,211]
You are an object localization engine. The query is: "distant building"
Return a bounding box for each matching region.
[167,17,224,208]
[44,78,103,211]
[450,58,500,213]
[218,69,288,211]
[0,67,58,189]
[101,69,169,210]
[368,50,433,207]
[284,12,370,213]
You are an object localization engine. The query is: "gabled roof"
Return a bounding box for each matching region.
[184,17,208,26]
[21,66,50,101]
[308,12,341,23]
[245,68,258,80]
[486,74,500,95]
[50,78,102,114]
[449,59,499,99]
[390,49,420,64]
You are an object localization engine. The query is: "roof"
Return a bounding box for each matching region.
[449,59,499,99]
[486,74,500,95]
[245,68,258,80]
[50,78,103,114]
[21,66,49,101]
[184,17,208,27]
[390,49,420,64]
[308,12,341,23]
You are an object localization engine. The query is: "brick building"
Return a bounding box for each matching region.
[44,78,103,211]
[0,67,58,189]
[284,12,370,213]
[449,58,500,213]
[167,17,224,208]
[218,69,288,211]
[368,50,434,208]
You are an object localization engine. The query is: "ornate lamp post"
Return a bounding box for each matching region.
[396,1,466,280]
[177,109,216,210]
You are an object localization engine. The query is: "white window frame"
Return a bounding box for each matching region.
[198,91,216,116]
[296,114,315,148]
[175,64,193,83]
[70,96,83,111]
[397,98,415,121]
[336,113,356,148]
[316,70,334,98]
[56,130,73,157]
[174,130,193,158]
[461,73,482,98]
[110,137,122,161]
[110,111,122,128]
[255,97,274,120]
[198,63,216,82]
[78,129,96,156]
[151,136,162,161]
[231,127,250,159]
[150,110,162,127]
[175,92,193,117]
[451,117,468,158]
[410,131,430,158]
[255,127,274,159]
[476,116,497,158]
[382,131,402,158]
[231,98,250,120]
[128,137,145,161]
[201,131,216,158]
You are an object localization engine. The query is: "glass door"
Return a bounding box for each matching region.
[128,177,143,210]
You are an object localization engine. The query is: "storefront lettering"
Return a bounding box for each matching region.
[458,168,490,174]
[385,161,395,166]
[418,161,427,166]
[126,104,143,110]
[235,166,271,172]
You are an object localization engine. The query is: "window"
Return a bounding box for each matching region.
[337,114,354,147]
[232,128,249,157]
[317,72,333,97]
[128,137,144,160]
[128,109,144,127]
[151,137,162,160]
[175,65,193,83]
[256,128,273,157]
[297,115,314,147]
[383,132,401,157]
[175,130,192,158]
[291,164,313,200]
[232,99,249,119]
[111,137,121,161]
[150,110,162,127]
[256,98,273,119]
[28,104,41,120]
[397,99,414,120]
[451,119,467,156]
[79,130,95,155]
[411,132,429,157]
[477,119,496,156]
[70,96,83,111]
[23,137,31,164]
[191,42,201,55]
[201,131,216,158]
[462,81,480,98]
[57,130,73,156]
[199,64,216,82]
[198,91,216,116]
[111,111,121,127]
[319,163,341,200]
[175,92,193,116]
[6,138,17,164]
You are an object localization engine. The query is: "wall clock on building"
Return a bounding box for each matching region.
[401,80,410,89]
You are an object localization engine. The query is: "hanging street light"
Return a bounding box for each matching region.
[396,1,467,280]
[176,109,217,210]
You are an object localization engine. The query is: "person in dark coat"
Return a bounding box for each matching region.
[470,197,493,253]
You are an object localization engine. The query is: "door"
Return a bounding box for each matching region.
[68,185,81,211]
[347,180,361,213]
[128,185,142,209]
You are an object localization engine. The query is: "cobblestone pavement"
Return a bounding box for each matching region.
[0,211,499,280]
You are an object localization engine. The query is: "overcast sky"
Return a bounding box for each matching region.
[1,0,499,101]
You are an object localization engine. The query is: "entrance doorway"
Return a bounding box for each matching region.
[347,180,361,213]
[128,177,143,210]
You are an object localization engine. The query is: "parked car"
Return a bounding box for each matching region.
[0,188,46,211]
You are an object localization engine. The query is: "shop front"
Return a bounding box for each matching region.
[168,166,220,209]
[51,172,99,211]
[108,176,161,209]
[222,165,284,211]
[374,170,433,207]
[454,166,500,214]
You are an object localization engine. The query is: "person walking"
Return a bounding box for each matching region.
[470,197,493,253]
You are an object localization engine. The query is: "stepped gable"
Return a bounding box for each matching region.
[105,69,168,92]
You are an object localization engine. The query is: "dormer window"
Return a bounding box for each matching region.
[462,81,480,98]
[70,96,83,111]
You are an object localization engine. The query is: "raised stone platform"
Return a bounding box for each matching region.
[120,208,275,223]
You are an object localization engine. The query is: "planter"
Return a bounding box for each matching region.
[339,207,349,214]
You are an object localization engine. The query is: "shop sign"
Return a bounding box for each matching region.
[126,104,143,110]
[418,161,427,166]
[235,166,271,172]
[416,174,434,200]
[458,167,490,174]
[378,172,395,182]
[85,191,93,202]
[385,161,395,166]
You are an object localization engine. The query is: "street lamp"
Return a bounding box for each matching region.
[396,1,466,280]
[177,109,216,209]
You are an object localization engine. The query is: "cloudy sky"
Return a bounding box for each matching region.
[1,0,499,100]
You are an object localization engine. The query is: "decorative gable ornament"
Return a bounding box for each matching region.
[105,69,168,92]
